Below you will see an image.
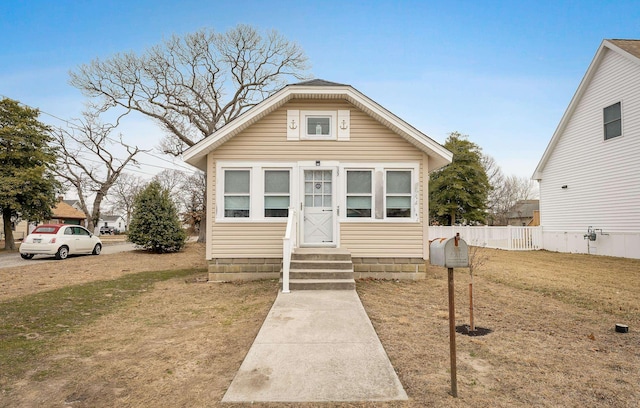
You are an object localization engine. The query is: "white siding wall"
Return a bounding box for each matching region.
[539,48,640,258]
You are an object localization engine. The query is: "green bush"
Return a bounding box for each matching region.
[127,181,187,253]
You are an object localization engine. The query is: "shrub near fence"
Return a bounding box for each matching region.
[429,225,543,251]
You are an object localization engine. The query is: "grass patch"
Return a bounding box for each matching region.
[0,268,202,380]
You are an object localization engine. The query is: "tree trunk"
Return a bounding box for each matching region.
[197,210,206,243]
[90,192,107,234]
[2,211,16,250]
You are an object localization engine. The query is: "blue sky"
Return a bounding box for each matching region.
[2,0,639,179]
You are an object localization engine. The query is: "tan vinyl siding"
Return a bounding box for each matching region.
[214,100,423,162]
[207,99,429,259]
[211,223,287,257]
[340,223,424,257]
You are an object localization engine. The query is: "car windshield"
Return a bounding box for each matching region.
[32,226,60,234]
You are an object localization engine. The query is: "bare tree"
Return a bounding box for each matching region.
[483,155,537,225]
[69,24,309,241]
[467,246,489,332]
[178,171,206,235]
[107,172,146,229]
[152,169,188,211]
[52,111,143,231]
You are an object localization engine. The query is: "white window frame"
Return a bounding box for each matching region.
[222,168,251,219]
[301,111,337,140]
[264,169,291,218]
[385,169,413,219]
[217,162,295,222]
[345,169,374,219]
[339,163,419,223]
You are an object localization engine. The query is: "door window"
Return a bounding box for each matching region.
[305,170,332,207]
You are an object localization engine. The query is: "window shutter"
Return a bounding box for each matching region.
[337,110,350,141]
[287,110,300,140]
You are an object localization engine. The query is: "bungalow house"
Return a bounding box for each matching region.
[49,198,87,226]
[533,39,640,259]
[183,80,453,284]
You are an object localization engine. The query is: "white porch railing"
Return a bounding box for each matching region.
[429,225,543,251]
[282,207,297,293]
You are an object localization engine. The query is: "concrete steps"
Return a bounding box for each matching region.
[283,248,355,290]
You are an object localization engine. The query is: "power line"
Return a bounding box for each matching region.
[1,93,199,174]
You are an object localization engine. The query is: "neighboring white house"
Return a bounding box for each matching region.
[99,215,127,233]
[533,39,640,259]
[183,79,453,282]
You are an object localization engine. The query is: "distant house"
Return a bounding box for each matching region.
[99,215,127,233]
[49,198,87,226]
[506,200,539,226]
[184,79,452,282]
[0,219,30,241]
[533,39,640,258]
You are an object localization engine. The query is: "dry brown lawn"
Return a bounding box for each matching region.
[1,245,639,407]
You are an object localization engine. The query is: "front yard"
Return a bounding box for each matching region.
[1,245,638,407]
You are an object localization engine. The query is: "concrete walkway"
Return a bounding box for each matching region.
[222,290,408,403]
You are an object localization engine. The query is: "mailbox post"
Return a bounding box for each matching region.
[429,233,469,398]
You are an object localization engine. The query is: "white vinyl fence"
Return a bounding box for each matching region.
[430,226,543,251]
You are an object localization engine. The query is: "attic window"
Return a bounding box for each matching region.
[288,110,349,141]
[302,111,336,140]
[604,102,622,140]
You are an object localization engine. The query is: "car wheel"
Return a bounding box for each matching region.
[55,246,69,260]
[92,243,102,255]
[20,253,34,260]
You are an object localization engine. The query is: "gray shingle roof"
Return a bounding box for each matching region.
[291,79,348,87]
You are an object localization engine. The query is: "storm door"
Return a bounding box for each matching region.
[302,169,335,245]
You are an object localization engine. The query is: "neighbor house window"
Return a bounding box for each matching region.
[264,170,290,217]
[604,102,622,140]
[223,170,250,217]
[386,170,412,218]
[346,170,372,218]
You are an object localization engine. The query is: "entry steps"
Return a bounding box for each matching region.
[282,248,355,290]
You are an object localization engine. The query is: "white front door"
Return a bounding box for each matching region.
[302,169,335,246]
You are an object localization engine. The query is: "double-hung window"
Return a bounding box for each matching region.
[223,170,250,218]
[603,102,622,140]
[346,170,372,218]
[264,170,290,217]
[386,170,412,218]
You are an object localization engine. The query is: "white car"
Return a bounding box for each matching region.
[19,224,103,260]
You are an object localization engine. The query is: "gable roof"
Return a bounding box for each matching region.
[507,200,539,219]
[533,39,640,180]
[183,80,452,171]
[52,200,86,220]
